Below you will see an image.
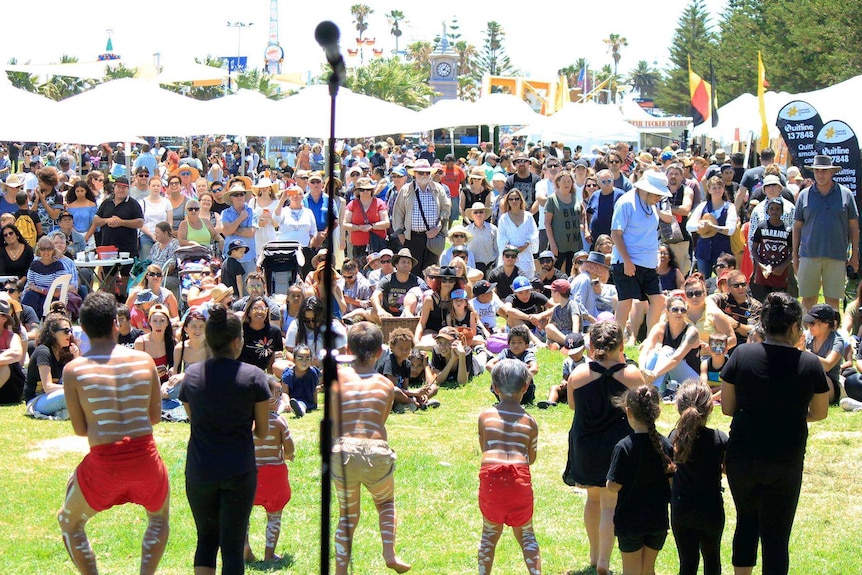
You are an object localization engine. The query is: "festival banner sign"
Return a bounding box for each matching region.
[776,100,823,170]
[815,120,862,210]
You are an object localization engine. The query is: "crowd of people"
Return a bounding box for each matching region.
[0,136,854,575]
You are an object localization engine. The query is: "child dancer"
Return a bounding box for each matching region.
[477,359,541,575]
[245,377,295,563]
[670,379,727,575]
[607,385,675,575]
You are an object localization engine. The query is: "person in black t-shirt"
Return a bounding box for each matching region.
[503,277,553,340]
[238,296,284,373]
[669,380,728,575]
[487,244,524,301]
[180,305,271,575]
[720,293,828,575]
[607,385,675,575]
[116,305,144,349]
[371,249,423,318]
[92,177,144,295]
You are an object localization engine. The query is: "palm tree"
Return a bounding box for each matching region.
[345,57,435,110]
[603,33,628,102]
[386,10,406,54]
[557,57,589,89]
[627,60,659,99]
[351,4,374,40]
[406,41,433,71]
[236,68,285,100]
[595,64,618,104]
[102,62,138,82]
[454,40,479,100]
[6,58,39,93]
[39,55,93,101]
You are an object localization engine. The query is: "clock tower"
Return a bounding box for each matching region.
[429,24,458,102]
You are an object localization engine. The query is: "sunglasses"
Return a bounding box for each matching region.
[187,207,200,212]
[503,253,518,259]
[575,259,587,265]
[608,159,621,164]
[599,179,613,184]
[546,164,561,169]
[669,307,687,314]
[295,355,312,361]
[539,258,554,263]
[342,275,355,281]
[715,263,729,269]
[53,327,73,335]
[137,173,149,177]
[2,287,18,293]
[380,258,391,264]
[3,232,16,238]
[731,282,747,289]
[147,272,163,278]
[303,318,318,324]
[230,192,247,197]
[508,197,522,202]
[685,290,704,298]
[451,234,466,239]
[441,277,456,283]
[514,159,529,164]
[168,181,181,186]
[585,183,598,188]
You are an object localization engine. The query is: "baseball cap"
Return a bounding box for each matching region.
[502,244,520,255]
[564,333,586,355]
[451,289,468,300]
[435,326,459,341]
[766,197,783,208]
[513,276,532,293]
[803,304,838,325]
[113,176,130,187]
[391,166,408,177]
[551,279,571,293]
[473,280,496,296]
[573,159,589,169]
[227,239,249,254]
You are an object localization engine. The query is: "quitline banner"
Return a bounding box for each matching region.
[815,120,862,213]
[776,100,823,172]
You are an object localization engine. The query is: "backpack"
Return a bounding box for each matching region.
[15,211,37,247]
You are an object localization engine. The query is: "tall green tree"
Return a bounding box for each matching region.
[343,57,435,110]
[603,34,628,103]
[454,40,480,101]
[627,60,660,99]
[386,10,406,54]
[655,0,716,115]
[473,21,518,87]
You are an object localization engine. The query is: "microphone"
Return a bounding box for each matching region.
[314,21,346,83]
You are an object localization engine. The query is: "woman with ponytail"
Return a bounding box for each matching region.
[720,292,829,575]
[563,321,644,575]
[179,304,271,575]
[606,385,674,575]
[669,379,727,575]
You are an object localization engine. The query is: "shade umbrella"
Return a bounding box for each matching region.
[204,89,281,136]
[59,78,205,136]
[272,85,423,138]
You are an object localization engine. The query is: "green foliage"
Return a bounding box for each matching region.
[343,56,436,110]
[5,58,39,93]
[405,40,433,71]
[102,62,138,82]
[558,58,590,89]
[385,10,406,54]
[473,21,518,86]
[350,4,374,39]
[628,60,660,99]
[655,0,717,115]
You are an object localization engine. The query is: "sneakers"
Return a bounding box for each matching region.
[839,397,862,412]
[393,402,419,414]
[290,398,306,418]
[424,399,441,409]
[537,401,557,409]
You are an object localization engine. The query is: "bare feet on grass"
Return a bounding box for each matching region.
[385,555,411,573]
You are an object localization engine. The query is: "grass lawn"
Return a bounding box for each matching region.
[2,347,861,574]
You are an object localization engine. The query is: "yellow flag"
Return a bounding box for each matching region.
[758,51,769,149]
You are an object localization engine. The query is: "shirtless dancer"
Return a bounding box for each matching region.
[477,359,541,575]
[58,292,169,575]
[331,322,410,574]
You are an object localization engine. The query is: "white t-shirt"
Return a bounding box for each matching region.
[471,295,502,331]
[273,207,317,245]
[140,196,172,234]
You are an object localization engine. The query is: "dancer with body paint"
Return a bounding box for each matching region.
[245,376,295,564]
[58,292,169,575]
[476,359,541,575]
[331,322,410,574]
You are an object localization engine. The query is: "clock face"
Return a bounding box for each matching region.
[435,62,453,78]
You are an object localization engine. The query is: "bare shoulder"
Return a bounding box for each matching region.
[567,361,594,389]
[275,413,289,432]
[621,363,646,387]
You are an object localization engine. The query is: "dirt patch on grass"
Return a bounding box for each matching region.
[27,436,89,460]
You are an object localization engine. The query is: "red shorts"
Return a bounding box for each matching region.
[254,464,291,513]
[478,464,533,527]
[76,434,169,513]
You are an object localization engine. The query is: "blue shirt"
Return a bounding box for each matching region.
[221,205,256,263]
[0,196,17,215]
[132,153,158,176]
[795,183,858,260]
[611,190,661,269]
[282,366,321,411]
[303,192,337,232]
[586,188,624,239]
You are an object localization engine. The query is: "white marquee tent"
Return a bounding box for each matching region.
[515,101,640,146]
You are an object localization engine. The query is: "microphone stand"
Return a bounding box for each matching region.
[319,66,340,575]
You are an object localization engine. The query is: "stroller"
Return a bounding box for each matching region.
[175,244,217,313]
[259,240,302,295]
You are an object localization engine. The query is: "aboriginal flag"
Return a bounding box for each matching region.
[688,56,717,128]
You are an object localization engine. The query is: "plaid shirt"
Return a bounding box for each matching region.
[411,184,439,232]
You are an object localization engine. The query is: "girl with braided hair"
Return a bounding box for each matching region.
[669,380,727,575]
[606,385,674,575]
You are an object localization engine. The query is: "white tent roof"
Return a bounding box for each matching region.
[415,99,479,131]
[415,94,542,131]
[691,90,791,144]
[203,89,281,135]
[272,85,423,138]
[515,101,640,144]
[3,58,228,86]
[59,78,204,136]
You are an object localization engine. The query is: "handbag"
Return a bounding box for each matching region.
[415,187,445,255]
[658,198,684,244]
[356,198,389,253]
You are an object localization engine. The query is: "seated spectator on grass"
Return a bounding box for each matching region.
[503,276,553,345]
[161,310,209,411]
[134,305,175,391]
[429,326,478,387]
[231,272,283,329]
[126,264,180,328]
[487,244,525,301]
[709,269,762,344]
[705,252,736,295]
[116,304,144,349]
[338,260,374,324]
[239,296,284,373]
[639,294,702,398]
[21,236,66,318]
[470,280,503,334]
[284,296,347,366]
[545,279,581,347]
[538,332,587,409]
[803,304,845,405]
[282,344,321,417]
[440,225,476,268]
[485,325,538,405]
[531,250,568,299]
[570,251,611,332]
[24,313,78,417]
[377,328,440,413]
[701,332,728,401]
